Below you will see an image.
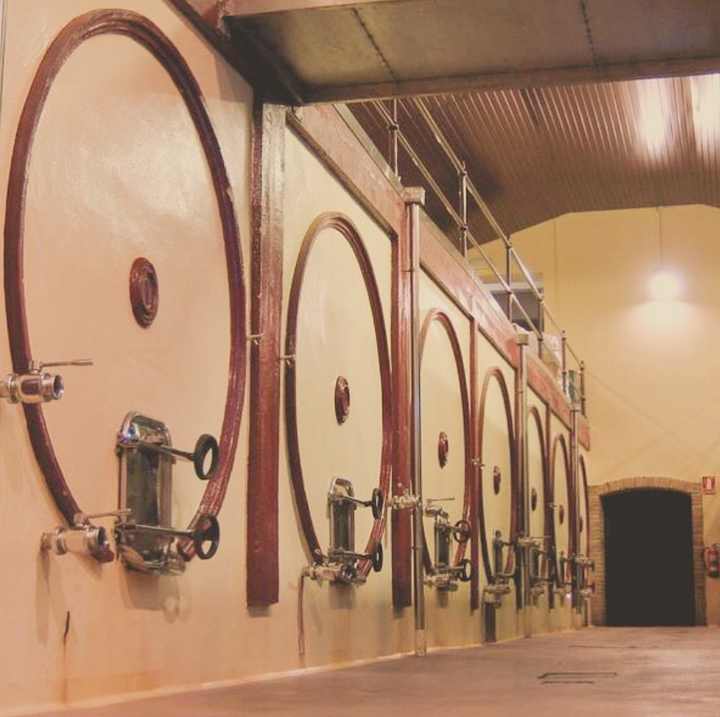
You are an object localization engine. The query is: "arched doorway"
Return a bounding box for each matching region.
[589,477,706,626]
[604,490,694,626]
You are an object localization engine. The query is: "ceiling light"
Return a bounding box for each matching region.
[638,80,669,156]
[649,269,682,302]
[649,207,682,302]
[690,73,720,142]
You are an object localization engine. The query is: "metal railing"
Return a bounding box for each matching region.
[373,98,586,415]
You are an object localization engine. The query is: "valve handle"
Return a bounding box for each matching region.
[193,434,220,480]
[453,519,472,543]
[457,558,472,583]
[35,358,94,370]
[371,541,383,573]
[123,433,220,480]
[193,514,220,560]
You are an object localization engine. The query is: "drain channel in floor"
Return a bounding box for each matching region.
[538,672,617,685]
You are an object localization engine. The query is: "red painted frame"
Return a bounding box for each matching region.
[529,405,551,581]
[283,212,392,577]
[549,432,574,587]
[418,309,473,579]
[476,366,519,584]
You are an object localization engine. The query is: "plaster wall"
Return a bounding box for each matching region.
[0,0,254,712]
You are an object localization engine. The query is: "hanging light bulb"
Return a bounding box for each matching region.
[649,207,683,301]
[649,269,682,301]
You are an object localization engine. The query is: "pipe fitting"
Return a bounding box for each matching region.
[41,523,111,561]
[1,371,63,404]
[425,572,459,592]
[302,562,367,585]
[390,490,421,510]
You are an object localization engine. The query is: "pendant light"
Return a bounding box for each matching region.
[649,207,682,301]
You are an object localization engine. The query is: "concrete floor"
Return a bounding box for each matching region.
[32,627,720,716]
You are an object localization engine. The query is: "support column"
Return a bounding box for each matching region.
[247,98,285,606]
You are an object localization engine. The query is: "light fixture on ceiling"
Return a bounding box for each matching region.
[690,73,720,143]
[649,206,682,302]
[639,79,669,157]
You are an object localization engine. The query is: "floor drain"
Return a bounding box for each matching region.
[569,644,637,650]
[538,672,617,684]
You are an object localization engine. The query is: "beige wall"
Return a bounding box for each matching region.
[0,2,585,714]
[481,205,720,622]
[0,0,254,712]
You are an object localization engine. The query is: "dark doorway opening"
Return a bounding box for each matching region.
[604,489,694,626]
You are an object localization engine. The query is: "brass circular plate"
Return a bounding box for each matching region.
[130,257,159,327]
[334,376,350,424]
[438,431,449,467]
[493,465,502,495]
[531,487,538,512]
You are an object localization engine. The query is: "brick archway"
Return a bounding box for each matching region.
[589,477,706,626]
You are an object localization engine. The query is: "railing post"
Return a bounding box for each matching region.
[506,241,513,323]
[388,99,399,178]
[580,360,587,417]
[459,161,468,257]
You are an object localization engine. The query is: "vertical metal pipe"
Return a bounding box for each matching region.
[404,187,426,657]
[580,361,587,418]
[516,332,531,637]
[570,405,581,627]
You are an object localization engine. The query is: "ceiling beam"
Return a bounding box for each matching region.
[222,0,425,18]
[170,0,307,103]
[306,55,720,104]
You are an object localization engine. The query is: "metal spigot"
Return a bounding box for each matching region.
[40,508,123,562]
[1,358,93,404]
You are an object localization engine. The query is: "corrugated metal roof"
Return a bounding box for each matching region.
[350,74,720,246]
